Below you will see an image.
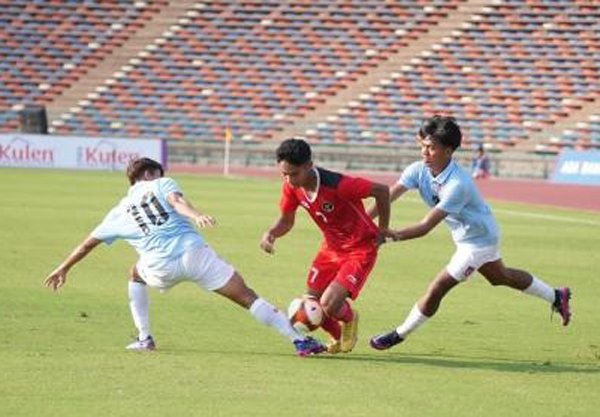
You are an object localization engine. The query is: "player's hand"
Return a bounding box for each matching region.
[375,233,387,247]
[377,229,402,245]
[260,232,276,254]
[387,229,403,242]
[378,228,397,243]
[44,268,67,291]
[194,214,216,228]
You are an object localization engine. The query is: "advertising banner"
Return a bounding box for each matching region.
[0,134,165,171]
[551,150,600,186]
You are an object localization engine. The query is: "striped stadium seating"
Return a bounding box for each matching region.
[551,114,600,151]
[1,0,598,154]
[0,0,166,130]
[306,0,600,149]
[49,0,461,141]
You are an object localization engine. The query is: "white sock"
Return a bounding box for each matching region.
[396,304,429,339]
[250,298,303,342]
[523,276,555,304]
[128,281,151,340]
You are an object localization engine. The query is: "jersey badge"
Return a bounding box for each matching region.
[321,202,334,213]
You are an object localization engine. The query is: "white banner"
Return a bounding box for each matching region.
[0,133,165,171]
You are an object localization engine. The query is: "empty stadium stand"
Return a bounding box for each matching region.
[553,114,600,151]
[303,0,600,149]
[1,0,598,163]
[0,0,167,131]
[46,0,463,142]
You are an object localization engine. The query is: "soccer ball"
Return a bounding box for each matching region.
[288,295,324,333]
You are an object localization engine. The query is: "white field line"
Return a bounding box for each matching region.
[402,197,600,227]
[493,208,600,227]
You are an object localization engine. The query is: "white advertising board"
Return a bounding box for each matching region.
[0,134,165,171]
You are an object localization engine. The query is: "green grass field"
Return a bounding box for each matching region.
[1,168,599,417]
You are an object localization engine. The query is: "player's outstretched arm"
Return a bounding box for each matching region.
[44,236,102,291]
[167,192,216,228]
[391,207,447,242]
[260,211,295,255]
[368,183,408,219]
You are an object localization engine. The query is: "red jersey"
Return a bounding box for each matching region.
[280,167,379,251]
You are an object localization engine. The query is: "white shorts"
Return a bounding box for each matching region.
[446,244,501,281]
[136,244,235,291]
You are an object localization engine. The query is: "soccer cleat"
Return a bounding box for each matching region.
[326,338,342,354]
[126,335,156,351]
[340,310,359,352]
[552,287,572,326]
[370,330,404,351]
[294,336,326,357]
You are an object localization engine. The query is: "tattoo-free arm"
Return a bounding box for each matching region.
[392,207,447,241]
[260,210,296,255]
[44,236,103,291]
[167,192,216,228]
[370,182,392,234]
[368,183,408,219]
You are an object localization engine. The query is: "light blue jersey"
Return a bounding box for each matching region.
[399,160,499,247]
[91,177,204,269]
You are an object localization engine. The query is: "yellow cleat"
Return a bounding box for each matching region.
[326,338,342,354]
[340,310,359,352]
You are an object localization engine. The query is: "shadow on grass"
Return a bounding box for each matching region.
[165,346,599,375]
[309,352,600,374]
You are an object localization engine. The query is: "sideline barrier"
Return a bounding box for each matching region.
[551,150,600,186]
[0,134,165,171]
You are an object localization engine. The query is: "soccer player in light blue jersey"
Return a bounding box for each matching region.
[44,157,325,357]
[368,116,572,350]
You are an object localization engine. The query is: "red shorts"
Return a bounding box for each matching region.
[306,246,377,300]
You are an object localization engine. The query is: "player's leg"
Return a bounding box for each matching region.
[321,250,376,353]
[126,264,155,350]
[214,271,325,356]
[478,259,571,326]
[303,251,344,348]
[371,245,481,351]
[370,268,459,350]
[320,281,354,353]
[184,245,325,356]
[399,270,458,335]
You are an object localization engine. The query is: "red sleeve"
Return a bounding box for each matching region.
[279,182,299,213]
[337,176,374,201]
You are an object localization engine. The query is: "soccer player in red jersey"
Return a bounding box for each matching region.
[260,138,393,353]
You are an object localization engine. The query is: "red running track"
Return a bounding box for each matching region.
[171,164,600,213]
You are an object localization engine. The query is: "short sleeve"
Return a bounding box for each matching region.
[437,182,468,214]
[279,182,299,213]
[158,177,182,198]
[337,176,373,200]
[398,162,421,189]
[90,206,125,245]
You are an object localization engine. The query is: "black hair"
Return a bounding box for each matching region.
[418,115,462,150]
[276,137,312,165]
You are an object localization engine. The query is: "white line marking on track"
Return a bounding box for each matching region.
[493,208,600,227]
[402,197,599,226]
